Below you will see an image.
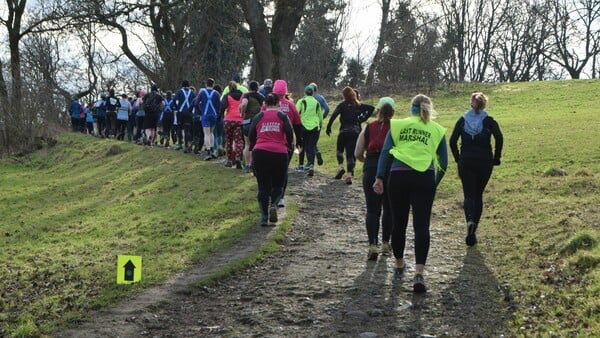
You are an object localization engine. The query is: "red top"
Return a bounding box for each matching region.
[253,109,291,154]
[224,95,243,122]
[367,120,390,154]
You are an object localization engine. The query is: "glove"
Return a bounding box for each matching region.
[326,128,331,136]
[493,158,501,166]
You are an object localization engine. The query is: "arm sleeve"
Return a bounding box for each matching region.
[376,132,394,179]
[358,104,375,123]
[248,112,262,151]
[449,118,463,163]
[436,136,449,186]
[491,119,503,163]
[280,112,294,151]
[326,104,341,132]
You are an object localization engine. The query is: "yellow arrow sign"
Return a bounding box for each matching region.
[117,255,142,284]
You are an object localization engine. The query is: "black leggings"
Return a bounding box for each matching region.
[176,112,193,146]
[387,169,436,265]
[363,164,392,245]
[253,150,288,216]
[458,159,493,225]
[336,131,358,174]
[303,127,320,167]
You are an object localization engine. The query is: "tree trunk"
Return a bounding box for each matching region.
[242,0,306,81]
[365,0,391,87]
[241,0,273,81]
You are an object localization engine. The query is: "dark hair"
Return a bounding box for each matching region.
[378,104,394,121]
[109,89,115,96]
[249,81,259,91]
[206,78,215,87]
[181,80,190,87]
[213,84,222,94]
[265,93,280,106]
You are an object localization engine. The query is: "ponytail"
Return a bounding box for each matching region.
[410,94,436,123]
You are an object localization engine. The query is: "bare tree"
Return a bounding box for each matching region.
[365,0,392,87]
[439,0,511,82]
[0,0,71,153]
[288,0,346,91]
[490,1,551,81]
[542,0,600,79]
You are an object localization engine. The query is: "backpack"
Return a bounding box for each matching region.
[143,92,163,114]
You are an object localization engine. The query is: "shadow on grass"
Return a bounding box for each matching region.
[439,246,511,336]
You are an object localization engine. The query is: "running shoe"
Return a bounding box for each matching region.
[413,273,426,293]
[466,221,477,246]
[381,242,392,256]
[394,259,405,277]
[223,161,232,168]
[334,168,345,179]
[345,175,353,185]
[235,161,243,170]
[259,214,269,227]
[316,152,324,166]
[367,244,378,261]
[269,205,278,223]
[307,167,314,177]
[295,165,304,172]
[243,165,252,174]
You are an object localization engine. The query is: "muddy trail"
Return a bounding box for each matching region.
[57,169,512,338]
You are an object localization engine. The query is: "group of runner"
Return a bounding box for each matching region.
[68,81,503,294]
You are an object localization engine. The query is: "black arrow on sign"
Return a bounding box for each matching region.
[124,260,136,281]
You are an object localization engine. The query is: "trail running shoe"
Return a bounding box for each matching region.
[334,168,346,179]
[413,273,426,293]
[381,242,392,256]
[269,205,278,223]
[259,215,269,227]
[316,152,324,166]
[466,221,477,246]
[394,259,405,277]
[345,175,353,185]
[367,244,378,261]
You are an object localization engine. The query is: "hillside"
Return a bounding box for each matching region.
[1,80,599,336]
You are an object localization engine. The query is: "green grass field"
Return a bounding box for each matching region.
[1,79,599,336]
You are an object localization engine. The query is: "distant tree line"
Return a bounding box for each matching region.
[0,0,598,154]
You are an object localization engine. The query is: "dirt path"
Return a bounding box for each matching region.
[57,170,512,337]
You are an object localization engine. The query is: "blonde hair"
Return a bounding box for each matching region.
[471,92,488,111]
[411,94,435,123]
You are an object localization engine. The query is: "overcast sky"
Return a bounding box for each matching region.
[344,0,381,62]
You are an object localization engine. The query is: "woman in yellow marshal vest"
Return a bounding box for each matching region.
[373,94,448,293]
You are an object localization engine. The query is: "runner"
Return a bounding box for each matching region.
[449,92,503,246]
[326,86,374,184]
[355,97,395,261]
[373,94,448,293]
[248,92,294,226]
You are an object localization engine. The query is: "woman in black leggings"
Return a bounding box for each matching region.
[449,92,503,246]
[373,94,448,293]
[326,87,374,184]
[355,97,395,261]
[248,93,294,226]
